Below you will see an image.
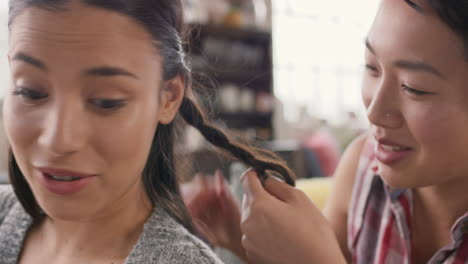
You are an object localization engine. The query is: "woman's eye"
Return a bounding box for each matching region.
[90,99,127,111]
[365,64,378,72]
[402,84,431,96]
[13,87,48,101]
[365,64,380,77]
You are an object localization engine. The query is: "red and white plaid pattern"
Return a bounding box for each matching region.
[347,136,468,264]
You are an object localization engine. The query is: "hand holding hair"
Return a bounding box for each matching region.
[240,169,347,264]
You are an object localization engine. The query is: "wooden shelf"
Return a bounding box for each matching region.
[193,67,270,89]
[216,112,272,129]
[188,23,274,138]
[189,23,271,43]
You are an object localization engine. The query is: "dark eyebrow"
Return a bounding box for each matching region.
[403,0,424,13]
[85,66,139,80]
[11,52,47,71]
[394,60,445,79]
[11,52,138,80]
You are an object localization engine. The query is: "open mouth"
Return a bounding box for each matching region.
[380,144,412,152]
[45,173,83,182]
[37,168,96,195]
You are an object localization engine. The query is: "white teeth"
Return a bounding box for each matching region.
[381,144,408,152]
[50,175,81,182]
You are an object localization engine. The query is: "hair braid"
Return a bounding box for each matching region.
[180,97,295,186]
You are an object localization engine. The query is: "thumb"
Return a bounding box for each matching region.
[240,169,266,201]
[263,176,297,202]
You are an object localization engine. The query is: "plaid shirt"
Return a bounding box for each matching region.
[348,137,468,264]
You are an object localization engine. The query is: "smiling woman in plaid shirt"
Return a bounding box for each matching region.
[184,0,468,263]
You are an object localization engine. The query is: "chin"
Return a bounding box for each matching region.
[378,165,422,189]
[35,194,97,221]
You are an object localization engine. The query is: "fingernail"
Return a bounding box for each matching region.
[240,172,246,182]
[270,175,285,183]
[240,168,254,182]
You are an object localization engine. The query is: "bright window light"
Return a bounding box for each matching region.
[273,0,379,124]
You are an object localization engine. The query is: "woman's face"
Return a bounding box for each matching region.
[363,0,468,188]
[4,3,184,220]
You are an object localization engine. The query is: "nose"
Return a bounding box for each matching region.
[363,77,403,129]
[38,100,88,157]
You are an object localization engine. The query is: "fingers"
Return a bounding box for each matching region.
[181,173,208,200]
[241,169,267,201]
[240,169,268,225]
[214,169,226,197]
[241,169,272,222]
[193,172,209,188]
[263,176,298,203]
[193,219,218,246]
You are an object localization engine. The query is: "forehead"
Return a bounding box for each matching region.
[368,0,465,69]
[8,3,160,74]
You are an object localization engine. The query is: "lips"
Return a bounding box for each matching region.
[36,167,96,195]
[375,138,413,165]
[39,167,95,179]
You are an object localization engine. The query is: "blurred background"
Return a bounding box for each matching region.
[179,1,378,262]
[177,0,378,183]
[0,0,379,183]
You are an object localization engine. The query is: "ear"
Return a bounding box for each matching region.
[158,75,185,125]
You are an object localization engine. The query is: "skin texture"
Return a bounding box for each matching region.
[4,2,185,263]
[184,0,468,263]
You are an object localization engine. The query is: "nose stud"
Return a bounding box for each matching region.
[385,113,391,118]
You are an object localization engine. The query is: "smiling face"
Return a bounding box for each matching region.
[362,0,468,189]
[3,2,184,220]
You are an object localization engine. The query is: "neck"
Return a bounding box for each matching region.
[34,184,153,261]
[413,176,468,232]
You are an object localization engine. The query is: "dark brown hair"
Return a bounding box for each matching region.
[406,0,468,57]
[8,0,295,231]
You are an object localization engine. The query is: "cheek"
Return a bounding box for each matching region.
[2,96,41,158]
[92,100,159,180]
[405,101,468,157]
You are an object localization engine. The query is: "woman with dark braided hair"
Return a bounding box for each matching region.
[185,0,468,263]
[0,0,295,263]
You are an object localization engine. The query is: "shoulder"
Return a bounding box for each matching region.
[332,132,374,197]
[156,234,223,264]
[0,184,18,224]
[323,133,371,260]
[324,133,370,217]
[127,208,223,264]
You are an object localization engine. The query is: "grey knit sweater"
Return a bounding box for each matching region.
[0,185,224,264]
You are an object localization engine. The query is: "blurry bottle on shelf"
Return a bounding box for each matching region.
[218,84,241,112]
[205,0,232,25]
[223,2,243,28]
[201,37,264,72]
[256,92,274,113]
[183,0,271,31]
[225,0,269,30]
[245,0,269,30]
[239,89,256,112]
[181,0,209,24]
